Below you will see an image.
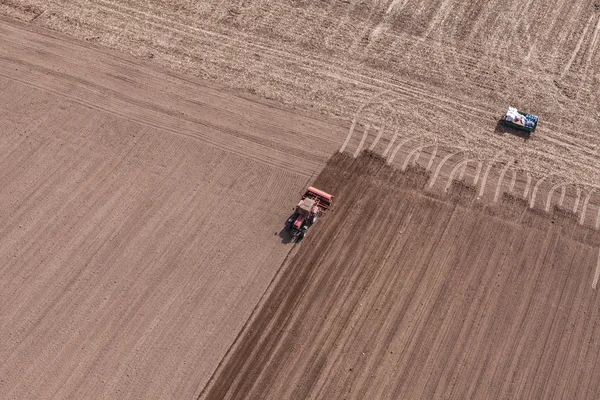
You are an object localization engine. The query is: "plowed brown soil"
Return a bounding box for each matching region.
[0,16,346,400]
[204,152,600,400]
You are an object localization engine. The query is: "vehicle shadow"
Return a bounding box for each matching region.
[278,227,294,244]
[494,120,531,141]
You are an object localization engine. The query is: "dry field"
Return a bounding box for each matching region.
[204,153,600,399]
[1,0,599,187]
[0,17,346,399]
[1,1,600,399]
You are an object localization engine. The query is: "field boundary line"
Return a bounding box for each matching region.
[196,240,299,398]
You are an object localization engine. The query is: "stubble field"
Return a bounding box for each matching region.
[1,0,600,187]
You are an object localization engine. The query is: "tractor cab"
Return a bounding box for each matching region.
[296,197,316,216]
[293,198,317,229]
[285,187,334,242]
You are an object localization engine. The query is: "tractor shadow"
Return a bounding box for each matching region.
[494,120,531,141]
[278,226,294,244]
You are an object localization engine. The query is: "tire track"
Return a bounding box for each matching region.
[562,14,595,77]
[206,152,600,399]
[494,159,514,202]
[23,3,600,185]
[353,124,371,158]
[546,183,566,212]
[580,190,594,225]
[592,249,600,289]
[530,177,547,209]
[428,148,466,188]
[402,143,435,171]
[445,158,473,192]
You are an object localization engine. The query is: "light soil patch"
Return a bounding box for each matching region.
[0,18,347,399]
[0,0,599,186]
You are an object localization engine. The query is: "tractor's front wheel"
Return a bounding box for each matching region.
[297,227,309,242]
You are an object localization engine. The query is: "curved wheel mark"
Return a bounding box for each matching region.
[580,190,594,225]
[509,169,517,193]
[478,162,494,198]
[493,160,514,202]
[369,125,385,151]
[445,158,472,192]
[402,143,435,171]
[530,177,547,209]
[480,151,507,198]
[473,161,483,186]
[573,187,582,213]
[458,160,468,180]
[412,137,425,165]
[353,124,371,158]
[429,148,466,188]
[559,185,567,207]
[426,144,438,171]
[387,136,420,165]
[340,118,357,153]
[340,90,391,153]
[545,183,566,212]
[593,249,600,289]
[382,128,400,157]
[523,172,532,198]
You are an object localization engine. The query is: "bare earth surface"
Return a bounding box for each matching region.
[0,17,346,399]
[1,2,600,399]
[205,153,600,400]
[1,0,599,187]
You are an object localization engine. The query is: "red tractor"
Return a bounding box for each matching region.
[285,186,333,242]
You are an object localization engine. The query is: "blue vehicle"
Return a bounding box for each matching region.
[502,107,539,134]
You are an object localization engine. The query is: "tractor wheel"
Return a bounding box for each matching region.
[296,229,307,242]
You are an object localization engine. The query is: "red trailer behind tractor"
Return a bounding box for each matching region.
[285,186,333,242]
